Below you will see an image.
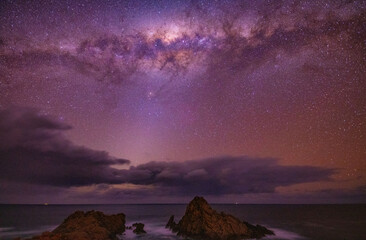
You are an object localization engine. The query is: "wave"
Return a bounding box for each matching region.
[264,227,308,240]
[121,221,179,240]
[122,220,307,240]
[1,222,307,240]
[0,225,56,240]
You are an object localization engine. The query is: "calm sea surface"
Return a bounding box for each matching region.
[0,204,365,240]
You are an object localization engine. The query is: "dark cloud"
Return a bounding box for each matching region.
[0,107,339,200]
[117,157,336,196]
[0,107,130,187]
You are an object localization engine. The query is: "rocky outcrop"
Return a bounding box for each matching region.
[19,210,126,240]
[166,215,178,232]
[132,223,146,234]
[166,196,274,240]
[243,221,274,239]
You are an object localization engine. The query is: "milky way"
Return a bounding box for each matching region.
[0,0,365,203]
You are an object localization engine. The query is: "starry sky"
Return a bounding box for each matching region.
[0,0,365,204]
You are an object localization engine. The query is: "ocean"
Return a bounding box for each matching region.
[0,204,365,240]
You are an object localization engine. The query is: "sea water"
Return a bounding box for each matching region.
[0,204,365,240]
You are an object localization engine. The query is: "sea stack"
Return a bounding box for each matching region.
[166,196,274,240]
[18,210,126,240]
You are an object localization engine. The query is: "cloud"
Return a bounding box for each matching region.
[0,107,130,187]
[0,107,336,201]
[115,157,336,196]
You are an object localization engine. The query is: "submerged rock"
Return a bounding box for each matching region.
[166,196,274,240]
[19,210,126,240]
[132,222,146,234]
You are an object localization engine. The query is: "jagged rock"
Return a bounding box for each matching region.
[132,222,146,234]
[166,196,274,240]
[243,221,274,238]
[166,215,178,232]
[19,210,125,240]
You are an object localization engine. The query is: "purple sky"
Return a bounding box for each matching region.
[0,0,365,203]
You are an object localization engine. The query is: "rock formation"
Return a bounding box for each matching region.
[166,196,274,240]
[18,210,126,240]
[166,215,178,232]
[242,221,275,239]
[132,222,146,234]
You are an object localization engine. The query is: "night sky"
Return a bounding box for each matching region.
[0,0,365,204]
